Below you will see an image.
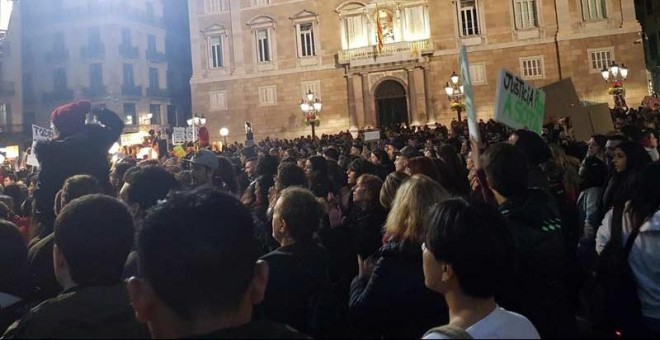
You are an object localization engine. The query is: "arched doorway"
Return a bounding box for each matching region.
[375,80,408,127]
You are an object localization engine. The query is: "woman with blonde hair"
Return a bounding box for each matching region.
[350,175,450,338]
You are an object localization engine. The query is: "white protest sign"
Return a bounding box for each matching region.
[459,45,480,142]
[172,127,186,144]
[494,69,546,135]
[27,125,54,167]
[364,130,381,142]
[186,127,197,142]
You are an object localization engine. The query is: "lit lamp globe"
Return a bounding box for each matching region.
[220,127,229,137]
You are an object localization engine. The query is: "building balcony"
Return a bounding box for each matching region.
[43,88,74,102]
[119,44,139,59]
[146,49,167,63]
[81,85,107,99]
[122,84,142,97]
[45,49,69,63]
[0,81,15,97]
[338,39,432,65]
[81,43,105,59]
[147,87,169,99]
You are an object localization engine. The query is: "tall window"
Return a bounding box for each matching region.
[89,63,103,88]
[208,35,223,68]
[54,68,67,89]
[149,104,161,125]
[256,29,271,63]
[149,67,159,88]
[513,0,537,29]
[123,63,134,86]
[123,103,136,125]
[297,23,316,57]
[209,91,228,110]
[148,35,157,51]
[121,28,131,45]
[582,0,606,21]
[589,48,613,72]
[258,85,277,106]
[459,0,480,36]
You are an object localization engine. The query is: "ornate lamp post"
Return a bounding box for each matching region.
[300,89,322,140]
[444,71,465,121]
[186,114,207,145]
[601,61,628,109]
[219,127,228,148]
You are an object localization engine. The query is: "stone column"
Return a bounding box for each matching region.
[346,74,358,130]
[422,66,435,124]
[407,68,418,125]
[361,73,371,128]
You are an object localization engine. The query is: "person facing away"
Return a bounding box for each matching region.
[126,188,307,339]
[4,194,147,339]
[481,143,574,338]
[422,198,540,339]
[0,220,31,334]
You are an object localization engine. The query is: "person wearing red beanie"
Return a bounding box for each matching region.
[50,101,91,138]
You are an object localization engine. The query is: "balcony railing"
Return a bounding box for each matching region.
[45,49,69,63]
[81,43,105,59]
[0,81,15,97]
[122,84,142,97]
[338,39,431,64]
[119,44,139,59]
[147,87,169,99]
[43,88,74,102]
[146,49,167,63]
[82,85,107,98]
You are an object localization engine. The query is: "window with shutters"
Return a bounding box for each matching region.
[300,81,321,100]
[255,29,271,63]
[469,64,487,85]
[513,0,537,29]
[588,48,613,73]
[581,0,606,21]
[208,35,224,69]
[253,0,269,6]
[205,0,228,13]
[297,22,316,57]
[459,0,480,36]
[519,56,544,79]
[258,86,277,106]
[209,91,228,110]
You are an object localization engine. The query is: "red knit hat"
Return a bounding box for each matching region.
[51,100,91,137]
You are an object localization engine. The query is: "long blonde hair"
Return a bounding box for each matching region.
[384,174,449,243]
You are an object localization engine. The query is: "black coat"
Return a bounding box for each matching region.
[349,240,448,338]
[344,205,387,258]
[33,109,123,233]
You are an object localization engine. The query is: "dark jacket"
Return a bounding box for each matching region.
[349,240,448,338]
[497,188,574,338]
[188,319,309,339]
[33,109,123,234]
[257,241,330,336]
[26,234,61,302]
[344,205,387,258]
[2,284,148,339]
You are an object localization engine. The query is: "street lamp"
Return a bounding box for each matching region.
[601,61,628,109]
[299,89,322,139]
[186,114,207,145]
[219,127,228,148]
[444,71,465,121]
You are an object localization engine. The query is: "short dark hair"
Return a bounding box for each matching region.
[323,147,340,161]
[138,189,258,320]
[482,143,528,198]
[591,134,608,150]
[348,158,373,177]
[0,220,27,294]
[126,166,180,210]
[277,187,324,241]
[276,162,307,190]
[4,172,17,182]
[400,146,422,159]
[426,198,515,298]
[307,155,329,179]
[61,175,102,206]
[257,155,279,177]
[54,194,134,286]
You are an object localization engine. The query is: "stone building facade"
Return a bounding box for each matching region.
[0,0,24,144]
[635,0,659,95]
[189,0,647,142]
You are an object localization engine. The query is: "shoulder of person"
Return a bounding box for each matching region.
[1,292,75,338]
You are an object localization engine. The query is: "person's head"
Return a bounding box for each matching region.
[423,198,515,299]
[353,174,383,208]
[239,147,256,165]
[406,156,440,182]
[379,171,410,210]
[3,172,16,187]
[0,220,27,295]
[370,149,389,166]
[110,160,137,192]
[188,150,220,187]
[384,175,449,244]
[605,135,627,163]
[394,146,422,172]
[216,157,239,194]
[2,184,23,213]
[244,157,257,178]
[126,166,180,220]
[128,189,265,339]
[275,162,307,192]
[509,129,551,165]
[272,187,324,245]
[347,158,373,186]
[305,155,328,182]
[254,175,274,208]
[50,100,91,138]
[53,194,134,288]
[579,156,608,190]
[587,135,608,158]
[59,175,102,213]
[386,138,405,160]
[641,129,658,149]
[629,163,660,227]
[323,147,340,161]
[256,154,279,178]
[482,143,529,203]
[613,142,651,174]
[350,144,362,157]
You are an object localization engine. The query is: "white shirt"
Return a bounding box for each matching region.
[423,306,540,339]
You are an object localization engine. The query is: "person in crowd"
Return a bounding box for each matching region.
[5,195,147,338]
[126,189,306,339]
[349,175,449,338]
[245,157,258,183]
[323,146,348,195]
[600,142,652,218]
[394,146,423,173]
[508,129,552,191]
[379,171,410,211]
[385,138,406,162]
[346,158,373,189]
[0,220,31,333]
[186,149,220,189]
[481,143,574,338]
[346,174,387,259]
[216,156,240,196]
[304,155,332,199]
[406,156,441,183]
[3,173,16,188]
[604,134,628,168]
[257,187,330,336]
[33,101,123,237]
[437,144,470,196]
[123,165,180,223]
[370,149,394,179]
[641,129,659,162]
[109,159,137,197]
[596,163,660,337]
[27,175,102,303]
[577,157,608,240]
[422,198,539,339]
[585,135,608,163]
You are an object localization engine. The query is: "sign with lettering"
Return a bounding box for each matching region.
[494,69,546,135]
[171,127,186,144]
[32,125,54,142]
[364,130,380,142]
[459,45,480,142]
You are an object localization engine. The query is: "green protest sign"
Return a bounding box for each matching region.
[459,45,480,142]
[494,69,545,135]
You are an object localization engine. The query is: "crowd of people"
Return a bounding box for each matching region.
[0,99,658,339]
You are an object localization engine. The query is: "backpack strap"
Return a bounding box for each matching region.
[424,324,473,339]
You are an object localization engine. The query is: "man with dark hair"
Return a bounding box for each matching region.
[110,160,137,196]
[27,175,103,302]
[394,146,422,172]
[0,221,30,333]
[481,143,572,338]
[127,189,305,339]
[185,150,219,189]
[2,173,16,188]
[5,195,146,338]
